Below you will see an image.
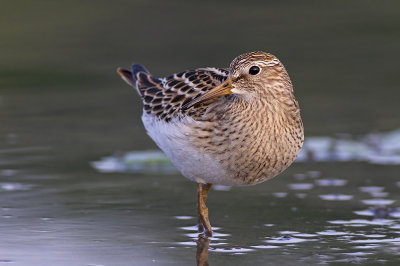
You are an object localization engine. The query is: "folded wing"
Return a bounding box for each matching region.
[118,65,229,121]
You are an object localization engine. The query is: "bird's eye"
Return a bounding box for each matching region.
[249,66,260,75]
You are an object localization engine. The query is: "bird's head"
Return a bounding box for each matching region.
[182,51,293,109]
[229,51,292,98]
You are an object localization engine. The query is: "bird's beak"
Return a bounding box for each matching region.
[181,78,233,110]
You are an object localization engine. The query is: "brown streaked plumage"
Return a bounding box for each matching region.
[117,51,304,237]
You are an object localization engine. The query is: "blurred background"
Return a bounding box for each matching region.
[1,1,400,265]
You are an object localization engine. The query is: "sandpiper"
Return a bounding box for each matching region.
[117,51,304,236]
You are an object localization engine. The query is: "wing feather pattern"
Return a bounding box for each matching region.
[118,65,229,121]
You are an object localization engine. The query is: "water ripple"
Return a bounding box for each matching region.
[0,183,34,191]
[315,178,347,186]
[319,194,353,201]
[361,199,396,205]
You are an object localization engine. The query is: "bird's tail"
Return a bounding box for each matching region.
[117,64,149,95]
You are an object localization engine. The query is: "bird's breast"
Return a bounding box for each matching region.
[193,101,304,185]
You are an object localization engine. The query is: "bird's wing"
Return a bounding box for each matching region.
[118,65,229,121]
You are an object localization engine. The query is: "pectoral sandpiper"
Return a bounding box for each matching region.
[117,51,304,236]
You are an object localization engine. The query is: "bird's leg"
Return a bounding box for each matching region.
[198,183,212,234]
[197,183,213,237]
[202,183,212,202]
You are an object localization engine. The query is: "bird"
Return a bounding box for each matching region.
[117,51,304,237]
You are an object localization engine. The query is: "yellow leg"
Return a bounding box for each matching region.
[202,183,212,202]
[197,183,213,237]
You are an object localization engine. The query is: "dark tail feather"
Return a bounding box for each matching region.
[117,63,149,88]
[131,64,149,80]
[117,68,135,87]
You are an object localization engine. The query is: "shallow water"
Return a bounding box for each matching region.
[95,144,400,265]
[2,1,400,265]
[1,137,400,265]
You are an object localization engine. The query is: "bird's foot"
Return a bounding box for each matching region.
[198,203,213,237]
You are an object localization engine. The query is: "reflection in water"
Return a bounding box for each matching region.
[92,139,399,265]
[354,207,397,219]
[175,215,194,220]
[316,230,349,236]
[315,178,347,186]
[288,183,314,190]
[298,129,400,164]
[196,236,210,266]
[89,125,400,263]
[172,198,400,263]
[169,163,400,264]
[328,218,395,226]
[0,182,34,191]
[319,194,353,201]
[359,186,384,193]
[2,132,400,264]
[362,199,395,205]
[91,128,400,174]
[91,150,176,173]
[174,215,400,264]
[272,192,287,198]
[265,235,313,244]
[2,151,400,265]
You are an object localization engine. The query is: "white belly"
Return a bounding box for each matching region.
[142,113,238,185]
